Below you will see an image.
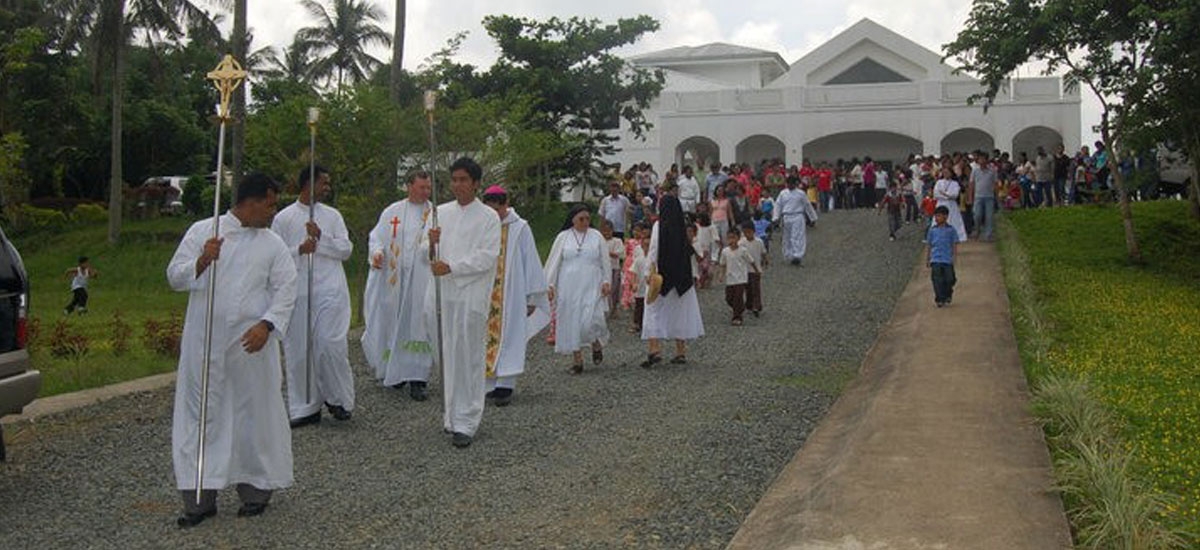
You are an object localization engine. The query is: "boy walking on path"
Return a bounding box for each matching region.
[719,230,759,325]
[925,205,959,307]
[64,256,98,315]
[877,183,905,241]
[740,220,766,317]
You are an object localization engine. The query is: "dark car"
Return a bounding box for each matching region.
[0,225,39,461]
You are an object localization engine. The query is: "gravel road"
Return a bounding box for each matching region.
[0,209,923,549]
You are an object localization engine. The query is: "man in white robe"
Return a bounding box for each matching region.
[361,171,434,401]
[422,158,500,448]
[676,166,701,214]
[271,165,355,427]
[167,173,296,527]
[481,186,550,406]
[774,177,819,266]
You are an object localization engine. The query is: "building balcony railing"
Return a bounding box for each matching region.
[656,76,1078,114]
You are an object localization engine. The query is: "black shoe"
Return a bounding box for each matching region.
[485,389,497,400]
[751,310,760,318]
[289,411,320,429]
[592,348,603,364]
[408,381,429,402]
[451,432,473,448]
[326,402,351,421]
[640,354,662,369]
[236,503,268,518]
[390,381,407,390]
[790,258,801,266]
[492,388,513,407]
[176,508,216,528]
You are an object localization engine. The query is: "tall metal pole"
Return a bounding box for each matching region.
[423,91,445,371]
[305,107,320,404]
[197,55,246,505]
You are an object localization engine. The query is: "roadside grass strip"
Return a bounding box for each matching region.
[997,201,1199,547]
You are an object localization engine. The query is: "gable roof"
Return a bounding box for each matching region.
[769,18,967,88]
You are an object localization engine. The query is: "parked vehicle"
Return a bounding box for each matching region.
[0,224,38,461]
[1156,148,1193,199]
[138,176,188,214]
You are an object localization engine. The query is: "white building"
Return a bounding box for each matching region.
[605,19,1081,171]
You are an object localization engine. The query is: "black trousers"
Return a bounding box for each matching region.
[65,288,88,313]
[746,272,763,312]
[931,263,957,304]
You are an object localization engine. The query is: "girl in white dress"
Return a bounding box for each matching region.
[544,205,612,373]
[932,168,968,242]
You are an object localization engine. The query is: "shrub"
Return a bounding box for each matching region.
[198,186,231,216]
[143,314,182,357]
[110,311,132,356]
[48,319,89,360]
[14,204,69,234]
[181,175,206,216]
[71,203,107,225]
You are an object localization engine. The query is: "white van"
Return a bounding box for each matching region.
[139,176,187,213]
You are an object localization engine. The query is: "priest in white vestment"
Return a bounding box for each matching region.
[774,177,819,265]
[361,171,435,401]
[422,158,501,448]
[271,166,355,427]
[167,174,296,527]
[481,186,550,406]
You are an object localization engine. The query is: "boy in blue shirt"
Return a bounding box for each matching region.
[925,205,959,307]
[752,210,772,253]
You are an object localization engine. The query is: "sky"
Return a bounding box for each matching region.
[238,0,1100,146]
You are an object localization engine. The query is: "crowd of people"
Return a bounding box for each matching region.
[164,139,1119,527]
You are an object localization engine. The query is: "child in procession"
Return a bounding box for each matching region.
[740,220,767,317]
[601,221,625,316]
[718,229,760,326]
[926,205,959,308]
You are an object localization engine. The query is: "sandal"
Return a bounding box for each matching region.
[592,348,603,364]
[639,354,662,369]
[670,355,688,364]
[569,363,583,374]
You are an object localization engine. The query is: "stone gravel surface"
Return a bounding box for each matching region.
[0,209,923,549]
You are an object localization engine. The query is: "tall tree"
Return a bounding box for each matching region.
[945,0,1156,262]
[56,0,217,243]
[297,0,391,92]
[472,15,665,183]
[231,0,246,194]
[389,0,404,103]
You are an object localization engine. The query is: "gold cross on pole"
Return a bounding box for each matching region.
[207,54,247,121]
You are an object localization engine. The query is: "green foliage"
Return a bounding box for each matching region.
[181,175,205,215]
[199,185,230,214]
[998,202,1200,543]
[71,202,107,224]
[13,203,68,234]
[0,131,29,217]
[475,15,665,180]
[297,0,392,91]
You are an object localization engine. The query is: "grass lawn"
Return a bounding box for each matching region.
[15,200,570,398]
[1004,200,1200,531]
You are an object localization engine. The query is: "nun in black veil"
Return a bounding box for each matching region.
[639,195,705,367]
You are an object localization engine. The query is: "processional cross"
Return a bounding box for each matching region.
[206,54,247,121]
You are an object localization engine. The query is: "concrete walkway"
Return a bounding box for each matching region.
[728,241,1073,550]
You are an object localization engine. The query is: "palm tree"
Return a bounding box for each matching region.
[390,0,404,103]
[261,37,317,84]
[298,0,392,91]
[56,0,218,243]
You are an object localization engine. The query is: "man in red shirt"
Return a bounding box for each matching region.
[816,162,833,212]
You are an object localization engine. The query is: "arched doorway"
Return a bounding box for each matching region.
[1012,126,1064,161]
[675,136,720,174]
[736,135,786,168]
[941,128,995,155]
[802,131,923,167]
